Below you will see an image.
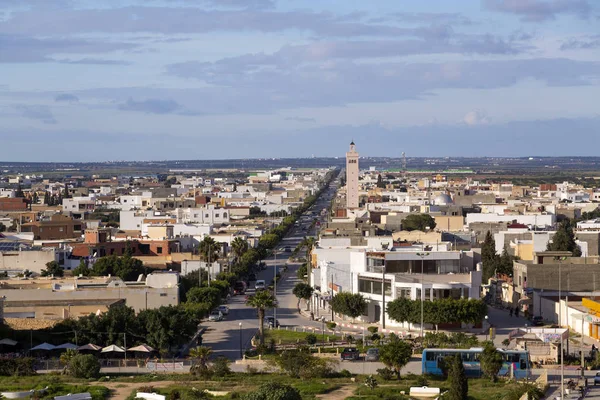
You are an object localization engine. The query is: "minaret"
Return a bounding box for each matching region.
[346,140,359,209]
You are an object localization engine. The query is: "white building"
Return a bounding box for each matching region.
[311,242,481,329]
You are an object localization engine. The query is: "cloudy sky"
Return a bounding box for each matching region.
[1,0,599,161]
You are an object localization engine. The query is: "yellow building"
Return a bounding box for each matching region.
[433,215,464,232]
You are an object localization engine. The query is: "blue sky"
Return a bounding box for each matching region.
[1,0,599,161]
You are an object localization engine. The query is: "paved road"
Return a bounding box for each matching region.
[202,174,340,360]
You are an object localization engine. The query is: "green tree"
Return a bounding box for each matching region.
[231,237,249,262]
[330,292,367,320]
[481,231,500,282]
[497,246,514,277]
[186,287,222,308]
[446,354,468,400]
[378,336,412,379]
[199,236,220,262]
[40,260,64,277]
[72,259,91,276]
[91,254,145,281]
[246,290,277,345]
[68,354,101,378]
[0,223,5,232]
[547,219,581,256]
[480,343,503,382]
[259,233,280,249]
[401,213,436,231]
[292,282,314,310]
[189,346,212,376]
[387,298,487,329]
[243,382,301,400]
[59,349,78,374]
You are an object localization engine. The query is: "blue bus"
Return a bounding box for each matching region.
[422,348,530,379]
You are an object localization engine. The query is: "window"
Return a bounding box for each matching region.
[157,247,163,254]
[160,293,167,297]
[205,214,209,218]
[59,227,64,232]
[223,213,227,217]
[215,213,220,218]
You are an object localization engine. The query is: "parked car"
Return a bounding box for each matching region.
[365,348,379,362]
[217,305,229,315]
[265,316,280,328]
[341,347,360,361]
[284,246,291,252]
[531,316,544,326]
[208,310,223,322]
[595,372,600,385]
[255,280,266,290]
[233,281,247,295]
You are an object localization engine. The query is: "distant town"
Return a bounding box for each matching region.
[2,144,600,399]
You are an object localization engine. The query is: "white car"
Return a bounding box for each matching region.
[217,305,229,315]
[208,310,223,322]
[255,280,266,290]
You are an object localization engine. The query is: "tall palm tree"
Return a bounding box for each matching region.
[231,237,249,262]
[198,236,220,263]
[189,346,212,375]
[304,237,316,260]
[246,290,277,345]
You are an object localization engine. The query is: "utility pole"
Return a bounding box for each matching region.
[416,252,430,338]
[382,265,386,329]
[331,273,334,322]
[274,250,277,322]
[207,243,211,287]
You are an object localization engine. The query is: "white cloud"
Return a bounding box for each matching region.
[463,110,491,126]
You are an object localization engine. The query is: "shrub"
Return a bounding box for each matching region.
[68,354,101,378]
[376,367,395,381]
[306,333,317,345]
[243,382,301,400]
[211,356,232,377]
[338,369,352,378]
[0,357,36,376]
[327,322,337,330]
[415,375,428,387]
[367,326,379,334]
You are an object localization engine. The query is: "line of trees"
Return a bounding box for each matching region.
[386,298,487,330]
[481,231,517,282]
[50,303,203,355]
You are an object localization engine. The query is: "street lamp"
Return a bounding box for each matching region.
[485,315,489,341]
[274,250,277,323]
[416,252,430,339]
[239,322,243,358]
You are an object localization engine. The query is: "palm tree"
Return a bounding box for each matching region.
[198,236,220,263]
[231,237,249,262]
[246,290,277,345]
[59,349,78,375]
[189,346,212,375]
[304,237,316,260]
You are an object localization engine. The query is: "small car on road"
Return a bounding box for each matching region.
[365,348,380,361]
[531,316,544,326]
[265,316,280,328]
[595,372,600,385]
[208,310,223,322]
[341,347,360,361]
[255,280,266,290]
[217,305,229,315]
